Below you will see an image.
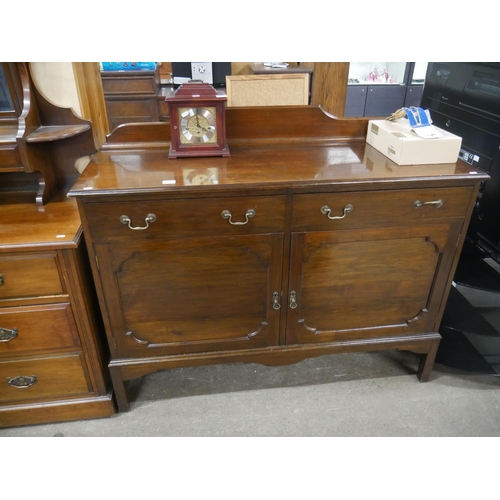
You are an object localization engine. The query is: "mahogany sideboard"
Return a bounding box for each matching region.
[68,106,488,412]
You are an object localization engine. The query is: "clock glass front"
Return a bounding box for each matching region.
[179,107,217,145]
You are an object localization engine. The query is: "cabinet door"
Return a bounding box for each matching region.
[286,222,462,345]
[364,85,407,116]
[95,234,283,357]
[344,85,367,117]
[404,85,424,107]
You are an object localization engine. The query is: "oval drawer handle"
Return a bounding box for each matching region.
[320,204,353,220]
[413,199,443,209]
[7,375,37,389]
[221,209,256,225]
[0,327,18,342]
[120,213,157,230]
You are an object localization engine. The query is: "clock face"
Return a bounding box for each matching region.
[179,107,217,145]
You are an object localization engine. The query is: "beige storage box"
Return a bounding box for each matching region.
[366,119,462,165]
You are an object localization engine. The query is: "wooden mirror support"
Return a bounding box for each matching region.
[0,62,97,207]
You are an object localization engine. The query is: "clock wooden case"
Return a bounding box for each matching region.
[165,81,230,159]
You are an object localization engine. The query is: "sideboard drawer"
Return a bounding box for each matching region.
[0,303,79,357]
[292,187,473,231]
[0,353,90,403]
[0,253,64,301]
[84,196,287,241]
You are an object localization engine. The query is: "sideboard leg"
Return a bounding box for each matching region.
[110,366,130,412]
[417,339,440,382]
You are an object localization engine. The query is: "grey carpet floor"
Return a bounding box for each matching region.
[1,349,499,437]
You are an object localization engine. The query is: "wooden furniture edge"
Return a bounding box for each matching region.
[0,393,114,428]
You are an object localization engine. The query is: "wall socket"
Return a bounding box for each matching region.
[191,62,213,84]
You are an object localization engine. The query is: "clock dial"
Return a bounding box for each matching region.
[179,107,217,145]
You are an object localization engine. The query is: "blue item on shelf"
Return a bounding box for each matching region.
[100,62,157,71]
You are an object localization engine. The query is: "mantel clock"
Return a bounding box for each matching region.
[165,81,230,158]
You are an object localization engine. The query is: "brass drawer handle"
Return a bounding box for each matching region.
[289,290,298,309]
[0,327,18,342]
[413,199,443,209]
[272,291,281,310]
[7,375,37,389]
[320,204,353,220]
[120,213,157,230]
[221,209,256,225]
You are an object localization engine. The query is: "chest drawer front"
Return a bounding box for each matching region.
[102,75,158,95]
[0,144,23,171]
[84,196,287,241]
[0,353,90,403]
[0,303,79,357]
[0,253,64,301]
[292,187,474,231]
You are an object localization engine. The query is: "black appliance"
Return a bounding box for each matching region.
[420,62,500,375]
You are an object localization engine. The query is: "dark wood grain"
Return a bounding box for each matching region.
[69,106,488,412]
[25,124,91,143]
[0,303,79,356]
[310,62,349,117]
[0,194,82,251]
[83,195,286,242]
[0,198,114,427]
[287,222,462,344]
[70,143,483,200]
[0,252,64,299]
[101,68,161,131]
[96,234,283,358]
[0,63,96,205]
[0,353,90,403]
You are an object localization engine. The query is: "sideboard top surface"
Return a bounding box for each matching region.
[68,107,489,199]
[68,141,488,199]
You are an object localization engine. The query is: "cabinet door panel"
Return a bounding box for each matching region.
[404,85,424,107]
[344,85,367,117]
[364,85,407,117]
[96,234,283,357]
[287,223,461,344]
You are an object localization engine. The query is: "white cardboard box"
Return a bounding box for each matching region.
[366,119,462,165]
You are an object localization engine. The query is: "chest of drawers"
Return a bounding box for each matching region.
[0,198,114,427]
[100,69,161,131]
[68,108,488,412]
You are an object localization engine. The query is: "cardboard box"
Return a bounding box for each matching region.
[366,119,462,165]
